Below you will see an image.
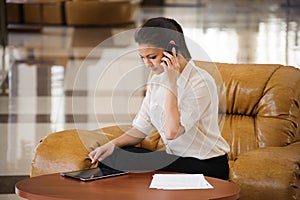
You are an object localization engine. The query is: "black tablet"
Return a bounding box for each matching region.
[60,167,128,181]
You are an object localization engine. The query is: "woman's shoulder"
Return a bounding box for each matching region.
[188,61,216,84]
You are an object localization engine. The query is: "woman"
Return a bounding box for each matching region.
[89,17,230,180]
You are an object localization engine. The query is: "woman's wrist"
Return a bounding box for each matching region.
[109,139,119,149]
[162,75,178,97]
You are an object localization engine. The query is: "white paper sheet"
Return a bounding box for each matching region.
[149,174,214,190]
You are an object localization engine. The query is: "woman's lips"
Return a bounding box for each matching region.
[149,65,161,72]
[150,66,157,71]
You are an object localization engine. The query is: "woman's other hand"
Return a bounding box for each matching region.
[88,141,116,164]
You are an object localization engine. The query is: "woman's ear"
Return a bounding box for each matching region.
[169,40,176,45]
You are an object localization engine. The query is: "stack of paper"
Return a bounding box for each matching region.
[149,174,213,190]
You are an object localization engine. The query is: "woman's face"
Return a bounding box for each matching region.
[138,43,165,75]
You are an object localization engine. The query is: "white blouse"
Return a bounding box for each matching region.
[132,61,230,160]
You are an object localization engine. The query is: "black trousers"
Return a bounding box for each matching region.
[98,146,229,180]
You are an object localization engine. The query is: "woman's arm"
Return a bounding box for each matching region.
[162,50,185,140]
[89,127,146,163]
[164,84,185,140]
[112,127,146,147]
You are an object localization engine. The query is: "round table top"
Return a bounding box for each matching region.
[16,171,240,200]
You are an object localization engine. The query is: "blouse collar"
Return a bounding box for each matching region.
[177,60,195,89]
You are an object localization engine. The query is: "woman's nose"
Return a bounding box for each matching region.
[143,58,151,65]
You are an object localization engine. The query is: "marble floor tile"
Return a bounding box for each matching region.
[0,194,25,200]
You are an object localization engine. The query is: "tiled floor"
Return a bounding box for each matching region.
[0,0,300,197]
[0,194,24,200]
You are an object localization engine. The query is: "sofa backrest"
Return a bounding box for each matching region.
[194,61,300,160]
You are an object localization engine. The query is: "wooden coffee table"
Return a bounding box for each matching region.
[15,171,240,200]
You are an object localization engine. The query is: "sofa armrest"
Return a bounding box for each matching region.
[31,129,112,177]
[230,142,300,200]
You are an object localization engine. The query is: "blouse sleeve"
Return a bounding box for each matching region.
[132,86,155,135]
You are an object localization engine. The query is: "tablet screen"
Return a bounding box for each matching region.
[61,167,128,181]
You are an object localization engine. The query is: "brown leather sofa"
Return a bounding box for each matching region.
[15,0,64,25]
[65,0,140,26]
[6,3,59,24]
[31,61,300,200]
[7,0,140,26]
[6,4,20,24]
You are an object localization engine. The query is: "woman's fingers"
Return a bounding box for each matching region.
[163,51,174,61]
[162,52,180,72]
[89,142,116,163]
[89,147,105,163]
[98,150,111,162]
[94,148,107,162]
[88,150,97,163]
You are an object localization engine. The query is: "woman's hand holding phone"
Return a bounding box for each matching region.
[161,43,180,88]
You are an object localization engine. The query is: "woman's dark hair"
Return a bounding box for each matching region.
[134,17,191,61]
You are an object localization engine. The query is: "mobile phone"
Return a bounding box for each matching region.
[165,43,178,56]
[163,43,178,65]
